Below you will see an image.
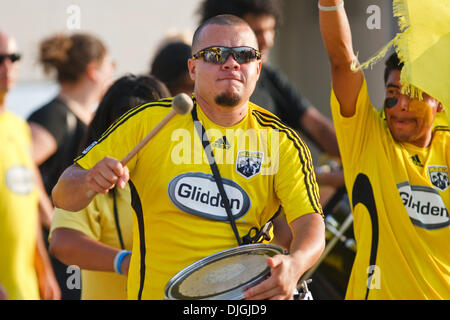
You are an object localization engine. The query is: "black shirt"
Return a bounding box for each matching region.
[28,97,87,196]
[250,65,312,130]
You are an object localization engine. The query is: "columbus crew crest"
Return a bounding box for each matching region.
[236,151,263,178]
[428,165,449,191]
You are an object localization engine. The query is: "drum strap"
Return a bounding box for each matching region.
[191,105,242,246]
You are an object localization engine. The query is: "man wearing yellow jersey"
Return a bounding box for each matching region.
[0,31,59,300]
[319,1,450,299]
[52,15,325,300]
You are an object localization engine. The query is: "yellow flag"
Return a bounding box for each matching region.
[353,0,450,125]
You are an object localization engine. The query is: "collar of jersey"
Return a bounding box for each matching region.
[191,93,250,130]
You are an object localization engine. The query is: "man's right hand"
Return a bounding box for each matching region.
[86,157,129,195]
[52,158,129,212]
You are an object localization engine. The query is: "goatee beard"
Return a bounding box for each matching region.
[214,92,241,107]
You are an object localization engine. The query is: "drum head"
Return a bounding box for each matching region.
[165,243,284,300]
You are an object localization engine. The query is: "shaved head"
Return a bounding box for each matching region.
[0,31,18,54]
[192,14,258,53]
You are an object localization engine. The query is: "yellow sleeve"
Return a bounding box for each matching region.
[75,103,166,171]
[49,200,102,241]
[330,77,384,167]
[275,128,323,224]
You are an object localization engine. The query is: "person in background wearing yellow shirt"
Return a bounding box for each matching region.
[48,74,170,299]
[0,30,60,300]
[319,0,449,299]
[51,15,325,300]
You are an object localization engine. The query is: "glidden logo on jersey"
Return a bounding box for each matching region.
[168,172,250,221]
[398,182,450,230]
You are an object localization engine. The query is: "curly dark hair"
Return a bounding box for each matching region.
[197,0,283,27]
[384,52,404,84]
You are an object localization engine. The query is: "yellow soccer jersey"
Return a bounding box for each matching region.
[330,79,450,299]
[0,111,40,300]
[76,97,322,300]
[50,185,132,300]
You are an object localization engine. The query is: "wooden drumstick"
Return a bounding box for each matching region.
[121,93,193,165]
[86,93,194,198]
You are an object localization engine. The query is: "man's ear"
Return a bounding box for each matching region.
[437,102,444,113]
[187,58,196,81]
[255,59,262,80]
[85,60,100,82]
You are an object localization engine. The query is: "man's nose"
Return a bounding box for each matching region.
[0,57,14,70]
[222,53,240,70]
[398,94,410,111]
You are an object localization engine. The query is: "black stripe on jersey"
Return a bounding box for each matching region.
[434,125,450,132]
[252,110,322,214]
[158,97,173,103]
[351,174,379,300]
[252,110,320,213]
[129,180,146,300]
[74,100,172,162]
[253,111,319,200]
[253,110,321,213]
[98,100,172,144]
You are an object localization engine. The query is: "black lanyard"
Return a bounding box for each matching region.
[112,187,125,250]
[191,105,242,246]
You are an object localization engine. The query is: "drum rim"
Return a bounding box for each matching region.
[164,243,284,300]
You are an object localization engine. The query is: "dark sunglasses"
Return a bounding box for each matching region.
[192,46,261,64]
[0,53,21,64]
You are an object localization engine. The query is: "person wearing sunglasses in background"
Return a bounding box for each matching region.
[0,30,60,300]
[319,0,450,299]
[52,15,325,300]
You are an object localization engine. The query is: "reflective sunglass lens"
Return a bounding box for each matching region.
[194,47,260,64]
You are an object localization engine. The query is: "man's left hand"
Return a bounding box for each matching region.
[244,254,302,300]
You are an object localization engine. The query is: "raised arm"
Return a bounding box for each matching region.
[319,0,364,117]
[52,158,129,212]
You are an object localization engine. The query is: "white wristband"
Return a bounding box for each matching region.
[318,1,344,11]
